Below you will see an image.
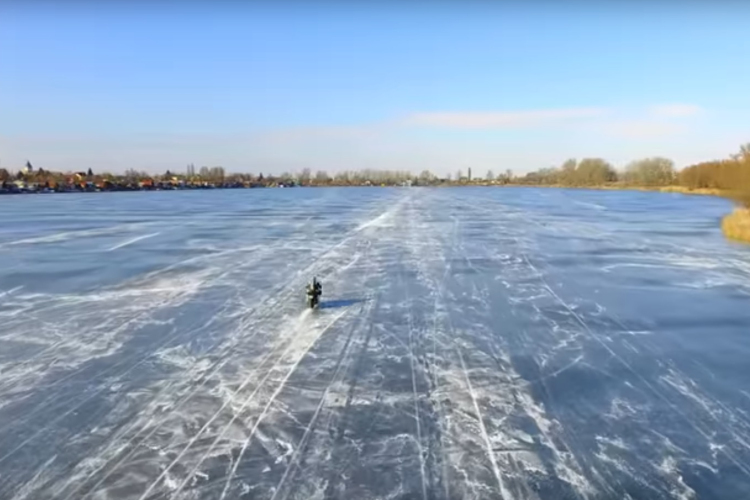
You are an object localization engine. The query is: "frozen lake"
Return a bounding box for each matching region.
[1,187,749,500]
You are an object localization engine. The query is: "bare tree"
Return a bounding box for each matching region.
[418,170,435,185]
[624,157,675,186]
[576,158,617,185]
[209,166,225,182]
[299,168,312,185]
[124,169,142,181]
[314,170,330,184]
[731,143,750,162]
[560,159,577,185]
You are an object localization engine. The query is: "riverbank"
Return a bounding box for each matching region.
[605,185,725,196]
[511,183,726,197]
[722,209,750,244]
[0,182,288,195]
[649,186,725,196]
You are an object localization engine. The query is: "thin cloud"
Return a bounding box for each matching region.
[649,103,702,118]
[401,107,609,129]
[256,124,388,144]
[2,103,711,174]
[599,120,687,139]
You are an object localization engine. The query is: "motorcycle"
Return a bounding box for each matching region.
[306,278,322,308]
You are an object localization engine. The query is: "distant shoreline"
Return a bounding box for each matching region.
[0,183,728,193]
[505,184,726,197]
[0,183,729,197]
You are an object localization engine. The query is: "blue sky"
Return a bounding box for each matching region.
[2,1,749,176]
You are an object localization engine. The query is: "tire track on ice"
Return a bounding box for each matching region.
[321,308,380,500]
[0,292,232,445]
[189,233,384,500]
[56,289,308,500]
[0,201,372,387]
[172,302,374,499]
[428,262,454,500]
[318,231,417,500]
[217,309,350,500]
[606,312,750,460]
[318,195,448,500]
[400,264,428,500]
[66,213,393,499]
[0,265,236,401]
[506,239,747,497]
[71,307,308,497]
[486,238,616,499]
[0,306,228,498]
[427,265,514,499]
[456,346,511,499]
[268,292,378,500]
[7,203,403,500]
[0,242,281,396]
[405,197,450,500]
[135,308,344,500]
[520,252,750,479]
[65,310,271,500]
[106,233,161,252]
[0,222,157,250]
[0,308,225,472]
[411,195,590,500]
[471,208,599,499]
[407,196,507,500]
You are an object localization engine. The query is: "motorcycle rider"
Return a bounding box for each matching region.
[306,277,322,307]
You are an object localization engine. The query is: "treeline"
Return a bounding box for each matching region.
[678,145,750,204]
[518,158,619,186]
[517,143,750,206]
[517,157,676,187]
[298,168,415,186]
[2,143,748,203]
[0,163,421,190]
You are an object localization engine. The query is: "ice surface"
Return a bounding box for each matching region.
[0,187,749,499]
